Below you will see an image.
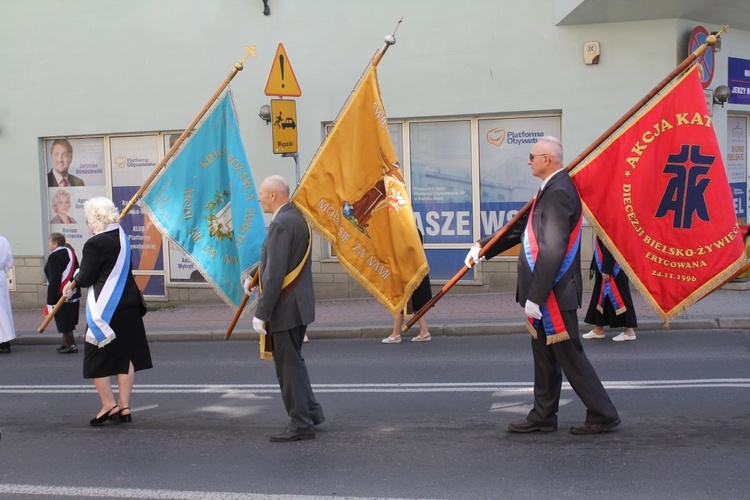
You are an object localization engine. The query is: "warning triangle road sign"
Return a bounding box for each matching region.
[264,43,302,97]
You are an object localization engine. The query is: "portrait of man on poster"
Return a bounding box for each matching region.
[47,139,85,187]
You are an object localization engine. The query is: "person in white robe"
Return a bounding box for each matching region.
[0,235,16,353]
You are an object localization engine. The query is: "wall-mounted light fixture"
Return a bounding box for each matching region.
[258,104,272,124]
[713,85,730,107]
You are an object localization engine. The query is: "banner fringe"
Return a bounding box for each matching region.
[582,205,748,323]
[140,201,257,315]
[296,208,428,315]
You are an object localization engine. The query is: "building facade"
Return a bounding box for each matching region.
[2,0,749,307]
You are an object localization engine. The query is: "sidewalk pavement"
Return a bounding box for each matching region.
[9,287,750,346]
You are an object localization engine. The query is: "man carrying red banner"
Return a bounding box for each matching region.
[466,136,620,435]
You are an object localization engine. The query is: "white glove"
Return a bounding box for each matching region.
[524,300,542,320]
[243,277,253,296]
[252,316,267,335]
[464,245,483,268]
[63,288,75,300]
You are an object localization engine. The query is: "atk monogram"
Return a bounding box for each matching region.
[656,144,713,229]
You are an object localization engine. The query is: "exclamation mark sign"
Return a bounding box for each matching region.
[279,55,285,88]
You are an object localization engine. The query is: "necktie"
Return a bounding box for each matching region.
[60,178,68,187]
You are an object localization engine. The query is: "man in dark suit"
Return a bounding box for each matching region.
[466,136,619,435]
[250,175,323,442]
[48,139,85,187]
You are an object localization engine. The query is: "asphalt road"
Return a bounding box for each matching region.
[1,329,749,499]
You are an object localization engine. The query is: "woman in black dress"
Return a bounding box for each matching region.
[44,232,81,353]
[68,197,152,425]
[583,236,638,342]
[382,228,432,343]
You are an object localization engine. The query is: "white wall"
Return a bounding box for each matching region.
[1,0,747,258]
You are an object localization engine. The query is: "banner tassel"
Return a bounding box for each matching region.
[260,333,273,360]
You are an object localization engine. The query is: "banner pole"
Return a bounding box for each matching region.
[225,270,258,340]
[38,295,66,333]
[119,45,256,220]
[403,29,727,332]
[293,22,403,200]
[373,18,402,67]
[38,46,256,334]
[231,21,401,340]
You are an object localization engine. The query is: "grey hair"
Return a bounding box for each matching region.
[263,175,290,197]
[84,197,120,234]
[537,136,563,164]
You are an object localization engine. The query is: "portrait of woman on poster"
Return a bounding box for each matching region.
[50,190,77,224]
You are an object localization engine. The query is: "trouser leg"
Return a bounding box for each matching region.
[527,332,562,427]
[63,331,75,347]
[553,310,619,424]
[272,325,316,430]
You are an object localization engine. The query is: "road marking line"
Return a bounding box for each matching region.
[0,484,436,500]
[1,379,749,394]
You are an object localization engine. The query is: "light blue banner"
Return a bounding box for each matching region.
[142,93,264,308]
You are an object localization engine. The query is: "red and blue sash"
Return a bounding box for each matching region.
[43,246,78,316]
[523,195,582,344]
[594,239,626,315]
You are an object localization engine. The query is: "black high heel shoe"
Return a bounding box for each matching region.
[90,406,119,426]
[118,407,132,423]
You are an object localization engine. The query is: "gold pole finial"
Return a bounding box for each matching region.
[118,45,255,221]
[235,45,257,71]
[706,25,729,46]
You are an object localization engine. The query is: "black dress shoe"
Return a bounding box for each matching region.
[269,428,315,443]
[90,406,119,426]
[570,418,620,435]
[507,420,557,433]
[0,342,10,354]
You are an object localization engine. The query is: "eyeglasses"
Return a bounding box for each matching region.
[529,153,548,161]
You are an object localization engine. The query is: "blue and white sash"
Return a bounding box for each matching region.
[85,224,130,347]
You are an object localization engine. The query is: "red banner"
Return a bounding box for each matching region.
[572,65,746,320]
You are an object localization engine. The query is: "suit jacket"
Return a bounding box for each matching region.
[44,247,81,304]
[255,203,315,332]
[515,171,582,311]
[48,170,85,187]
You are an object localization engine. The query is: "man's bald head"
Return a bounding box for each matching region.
[259,175,291,214]
[262,175,290,197]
